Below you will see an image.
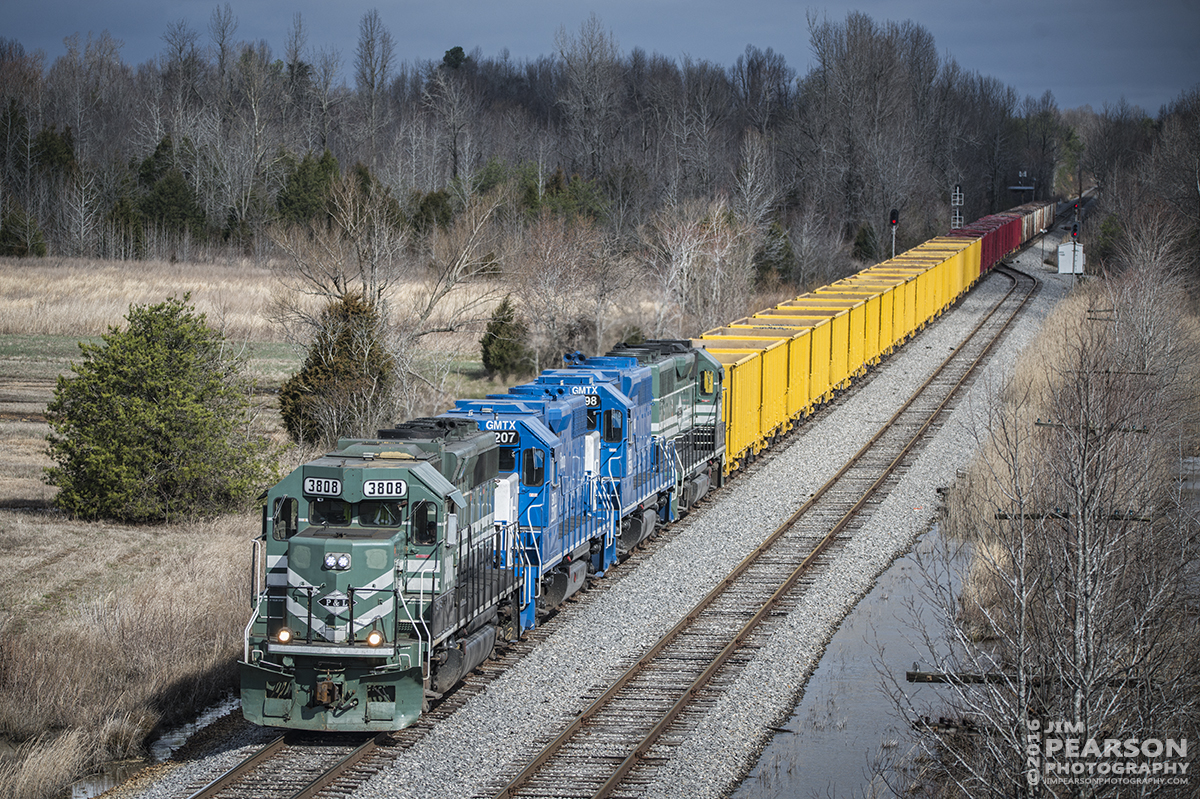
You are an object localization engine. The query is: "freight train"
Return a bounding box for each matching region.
[240,199,1057,731]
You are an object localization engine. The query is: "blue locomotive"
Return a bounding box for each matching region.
[240,341,725,731]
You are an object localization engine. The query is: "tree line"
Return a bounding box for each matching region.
[6,8,1200,444]
[5,8,1190,268]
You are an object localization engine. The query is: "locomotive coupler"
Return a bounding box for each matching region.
[315,678,341,706]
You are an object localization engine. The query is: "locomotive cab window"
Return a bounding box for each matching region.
[310,498,350,526]
[522,448,546,487]
[411,501,438,546]
[360,499,405,527]
[498,446,516,473]
[701,370,716,397]
[602,409,624,443]
[272,497,298,540]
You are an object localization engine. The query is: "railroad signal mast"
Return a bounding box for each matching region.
[1071,219,1080,270]
[950,184,963,230]
[889,208,898,258]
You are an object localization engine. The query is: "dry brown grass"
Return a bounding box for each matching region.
[0,511,251,799]
[0,255,282,342]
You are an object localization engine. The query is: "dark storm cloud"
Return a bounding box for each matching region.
[6,0,1197,114]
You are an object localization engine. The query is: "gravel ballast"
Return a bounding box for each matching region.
[122,252,1071,799]
[352,256,1070,799]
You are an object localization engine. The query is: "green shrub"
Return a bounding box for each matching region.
[277,149,339,226]
[0,202,47,257]
[852,222,878,262]
[480,295,530,380]
[45,296,277,522]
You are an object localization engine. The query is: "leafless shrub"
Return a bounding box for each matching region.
[887,216,1200,797]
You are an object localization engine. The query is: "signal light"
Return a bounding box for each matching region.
[889,208,899,227]
[1071,222,1079,239]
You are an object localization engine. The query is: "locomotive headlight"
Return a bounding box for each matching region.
[366,629,384,647]
[323,553,338,569]
[336,553,351,570]
[276,627,293,644]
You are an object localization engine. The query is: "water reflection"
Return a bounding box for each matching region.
[733,528,961,799]
[70,695,240,799]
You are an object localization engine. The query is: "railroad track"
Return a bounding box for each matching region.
[179,265,1036,799]
[181,732,385,799]
[484,265,1039,799]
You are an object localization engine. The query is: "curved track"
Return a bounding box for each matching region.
[485,265,1039,799]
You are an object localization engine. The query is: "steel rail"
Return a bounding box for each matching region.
[184,731,386,799]
[289,732,388,799]
[590,266,1039,797]
[492,264,1038,799]
[184,734,287,799]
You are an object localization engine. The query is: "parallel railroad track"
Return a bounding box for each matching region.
[484,264,1039,799]
[178,264,1036,799]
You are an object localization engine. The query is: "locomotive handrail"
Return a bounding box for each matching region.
[412,556,439,637]
[400,557,439,677]
[667,439,684,493]
[243,603,262,663]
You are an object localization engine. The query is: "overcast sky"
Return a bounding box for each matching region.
[5,0,1198,114]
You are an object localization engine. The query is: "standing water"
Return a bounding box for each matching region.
[69,695,240,799]
[733,528,962,799]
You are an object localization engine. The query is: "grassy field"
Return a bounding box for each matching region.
[0,256,302,798]
[0,254,534,798]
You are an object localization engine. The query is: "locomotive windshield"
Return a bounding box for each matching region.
[360,499,405,527]
[310,498,351,526]
[306,498,408,529]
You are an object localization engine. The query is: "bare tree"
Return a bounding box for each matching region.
[1082,98,1154,199]
[1147,87,1200,240]
[555,14,622,178]
[226,41,283,228]
[354,8,394,167]
[312,46,341,151]
[887,221,1200,797]
[60,168,100,256]
[269,171,408,316]
[208,3,237,100]
[641,196,758,337]
[732,128,777,234]
[511,212,600,370]
[423,60,482,181]
[407,185,513,338]
[784,204,854,288]
[730,44,794,136]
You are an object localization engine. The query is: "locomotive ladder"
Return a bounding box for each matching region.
[486,265,1039,799]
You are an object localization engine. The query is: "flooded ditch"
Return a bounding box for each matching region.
[733,527,963,799]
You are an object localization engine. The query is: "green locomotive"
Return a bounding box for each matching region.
[240,418,519,731]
